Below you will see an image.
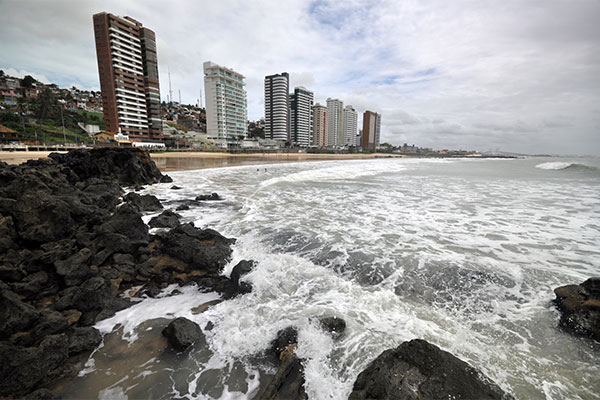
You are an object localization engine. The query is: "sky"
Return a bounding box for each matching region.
[1,0,599,155]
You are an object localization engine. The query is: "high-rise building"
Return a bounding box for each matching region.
[326,98,343,147]
[362,110,381,151]
[342,105,358,147]
[312,103,328,148]
[203,61,248,144]
[264,72,289,143]
[93,12,162,140]
[289,86,314,147]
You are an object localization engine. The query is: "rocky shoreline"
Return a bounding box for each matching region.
[2,148,593,399]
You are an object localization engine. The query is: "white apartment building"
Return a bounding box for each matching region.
[342,105,358,147]
[264,72,289,143]
[312,103,328,147]
[326,98,343,147]
[289,86,314,147]
[203,61,248,144]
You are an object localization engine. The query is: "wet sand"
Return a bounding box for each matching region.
[0,150,402,172]
[150,152,403,172]
[0,151,66,165]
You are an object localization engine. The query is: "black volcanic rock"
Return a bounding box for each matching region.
[230,260,255,294]
[271,326,298,359]
[554,277,600,341]
[0,289,40,339]
[149,210,181,229]
[349,339,512,400]
[48,147,163,186]
[123,192,163,212]
[195,193,221,201]
[160,223,234,273]
[162,317,204,351]
[318,316,346,339]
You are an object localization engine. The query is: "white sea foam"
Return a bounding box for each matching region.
[65,157,600,399]
[535,161,574,170]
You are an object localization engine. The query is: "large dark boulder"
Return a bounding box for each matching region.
[271,327,298,359]
[96,204,149,243]
[260,346,307,400]
[124,192,163,212]
[0,334,69,397]
[318,316,346,339]
[0,215,17,251]
[230,260,255,294]
[160,223,234,273]
[349,339,512,400]
[68,327,102,355]
[149,209,181,229]
[0,289,39,339]
[54,247,94,287]
[162,317,204,351]
[554,277,600,341]
[48,148,163,186]
[195,193,221,201]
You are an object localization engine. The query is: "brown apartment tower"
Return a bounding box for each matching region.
[362,110,381,151]
[93,12,162,141]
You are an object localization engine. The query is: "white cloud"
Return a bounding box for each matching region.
[0,0,598,154]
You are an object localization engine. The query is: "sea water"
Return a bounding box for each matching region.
[60,157,600,399]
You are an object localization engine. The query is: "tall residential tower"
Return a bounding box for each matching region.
[203,61,248,145]
[289,86,314,147]
[342,105,358,147]
[93,12,162,140]
[312,103,328,147]
[264,72,289,143]
[326,98,343,147]
[362,110,381,151]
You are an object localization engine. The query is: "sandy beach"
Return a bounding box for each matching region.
[0,150,402,171]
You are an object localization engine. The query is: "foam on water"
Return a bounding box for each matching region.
[66,157,600,399]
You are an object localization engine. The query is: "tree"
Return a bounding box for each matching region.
[21,75,36,88]
[32,88,59,121]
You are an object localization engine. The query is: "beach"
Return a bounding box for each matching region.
[0,150,403,171]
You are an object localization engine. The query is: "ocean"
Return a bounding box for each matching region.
[60,156,600,399]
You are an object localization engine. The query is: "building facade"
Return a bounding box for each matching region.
[326,98,343,147]
[342,105,358,147]
[93,12,162,141]
[289,86,314,147]
[203,61,248,144]
[264,72,289,143]
[312,103,328,147]
[362,110,381,151]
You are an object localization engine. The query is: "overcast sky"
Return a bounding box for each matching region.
[1,0,599,154]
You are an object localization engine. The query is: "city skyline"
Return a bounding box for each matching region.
[1,1,599,154]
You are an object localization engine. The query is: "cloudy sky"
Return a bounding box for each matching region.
[1,0,599,154]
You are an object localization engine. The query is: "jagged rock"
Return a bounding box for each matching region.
[0,334,69,397]
[162,317,204,351]
[160,175,173,183]
[96,204,149,243]
[271,327,298,358]
[195,193,221,201]
[349,339,512,400]
[260,345,307,400]
[0,289,39,339]
[24,388,61,400]
[171,185,182,190]
[230,260,255,294]
[160,223,234,273]
[68,327,102,355]
[0,215,17,251]
[54,247,94,287]
[10,271,50,298]
[123,192,163,212]
[48,148,164,186]
[176,204,190,211]
[149,209,181,229]
[318,316,346,339]
[554,277,600,341]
